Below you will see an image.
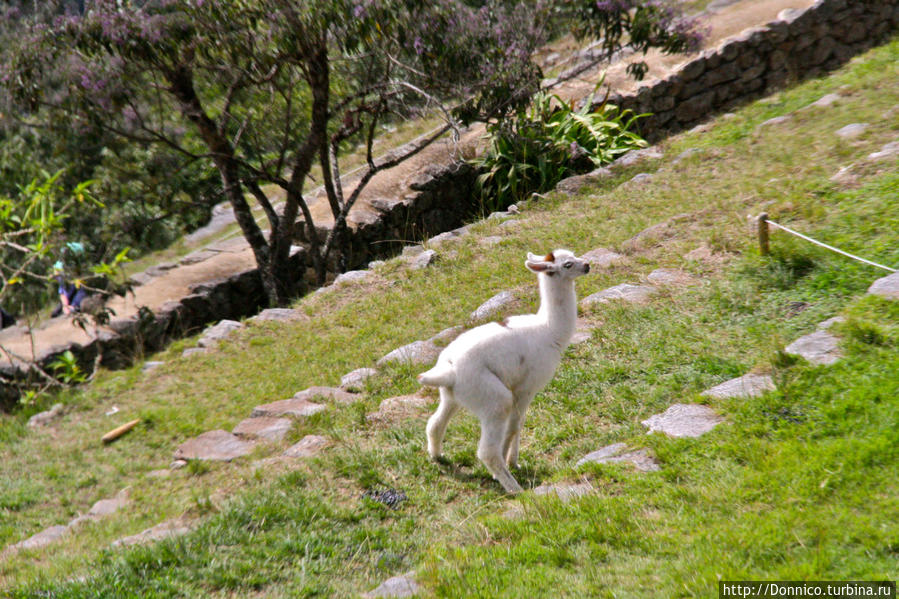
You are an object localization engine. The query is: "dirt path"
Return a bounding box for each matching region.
[0,0,815,372]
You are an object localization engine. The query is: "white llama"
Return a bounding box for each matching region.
[417,249,590,493]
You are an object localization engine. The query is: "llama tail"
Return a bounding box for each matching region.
[417,363,455,388]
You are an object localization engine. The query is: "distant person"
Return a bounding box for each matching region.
[51,261,87,317]
[0,305,14,329]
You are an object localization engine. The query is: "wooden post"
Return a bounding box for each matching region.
[757,212,770,256]
[102,419,140,444]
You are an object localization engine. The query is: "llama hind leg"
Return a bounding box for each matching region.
[427,388,459,459]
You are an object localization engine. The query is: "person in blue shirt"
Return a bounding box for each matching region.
[51,260,88,318]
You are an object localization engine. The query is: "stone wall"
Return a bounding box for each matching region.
[610,0,899,140]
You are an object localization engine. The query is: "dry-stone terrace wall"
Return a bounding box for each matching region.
[613,0,899,140]
[2,0,897,402]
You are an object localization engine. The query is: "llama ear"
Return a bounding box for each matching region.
[525,258,555,273]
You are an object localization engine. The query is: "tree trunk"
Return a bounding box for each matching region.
[168,65,289,306]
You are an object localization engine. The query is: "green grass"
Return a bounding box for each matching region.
[1,38,898,597]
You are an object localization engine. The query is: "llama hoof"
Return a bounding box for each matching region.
[502,481,524,495]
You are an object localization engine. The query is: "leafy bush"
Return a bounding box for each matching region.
[473,89,647,210]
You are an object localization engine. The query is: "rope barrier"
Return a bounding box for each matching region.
[757,213,896,273]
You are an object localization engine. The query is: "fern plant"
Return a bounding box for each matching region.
[473,88,647,211]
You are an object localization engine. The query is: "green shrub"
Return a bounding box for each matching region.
[473,89,647,211]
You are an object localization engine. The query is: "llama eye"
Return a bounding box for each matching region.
[563,262,572,269]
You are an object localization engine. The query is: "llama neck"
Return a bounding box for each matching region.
[536,274,577,343]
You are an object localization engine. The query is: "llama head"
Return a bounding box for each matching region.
[525,249,590,279]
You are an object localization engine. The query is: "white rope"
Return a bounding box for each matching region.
[766,218,897,273]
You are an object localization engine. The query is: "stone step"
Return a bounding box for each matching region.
[173,430,257,462]
[784,329,842,365]
[581,283,657,308]
[646,268,697,287]
[642,403,724,438]
[341,367,378,392]
[251,397,327,419]
[377,339,441,367]
[232,417,292,443]
[367,393,433,423]
[111,518,193,548]
[363,573,421,598]
[292,386,358,404]
[283,435,330,458]
[197,319,244,348]
[702,373,775,399]
[532,480,595,502]
[576,443,660,472]
[867,271,899,299]
[469,290,516,321]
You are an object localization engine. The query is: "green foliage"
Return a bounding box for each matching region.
[474,89,646,209]
[48,351,86,385]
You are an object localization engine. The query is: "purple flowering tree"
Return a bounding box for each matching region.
[1,0,703,307]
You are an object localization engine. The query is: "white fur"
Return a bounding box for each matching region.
[417,249,590,493]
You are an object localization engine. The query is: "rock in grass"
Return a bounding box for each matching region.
[532,480,594,502]
[867,271,899,299]
[868,141,899,162]
[641,404,724,438]
[580,283,656,307]
[232,417,293,443]
[27,403,64,428]
[111,519,193,548]
[469,290,515,321]
[580,248,623,269]
[428,229,463,247]
[611,146,663,168]
[647,268,696,287]
[292,386,358,404]
[758,115,791,129]
[784,329,842,365]
[835,123,868,140]
[197,319,243,348]
[367,393,433,423]
[69,489,130,527]
[803,93,840,109]
[341,367,378,392]
[249,308,305,323]
[576,443,661,472]
[333,270,372,286]
[410,249,438,270]
[283,435,330,458]
[5,525,69,553]
[702,373,775,399]
[376,340,441,367]
[251,397,327,419]
[173,430,257,462]
[363,573,421,598]
[428,325,464,345]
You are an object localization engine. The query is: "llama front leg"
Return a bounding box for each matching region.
[478,418,523,494]
[504,392,536,469]
[503,411,522,470]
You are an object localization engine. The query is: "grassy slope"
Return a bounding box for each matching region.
[1,39,897,597]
